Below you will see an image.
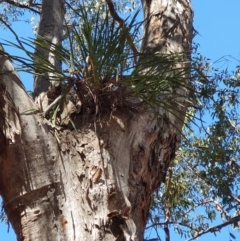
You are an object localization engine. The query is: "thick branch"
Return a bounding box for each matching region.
[33,0,66,111]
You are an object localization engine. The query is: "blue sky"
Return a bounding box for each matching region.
[1,0,240,240]
[192,0,240,71]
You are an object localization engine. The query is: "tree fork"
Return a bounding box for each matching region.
[0,61,179,239]
[0,0,193,240]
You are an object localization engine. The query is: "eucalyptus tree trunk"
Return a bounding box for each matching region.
[34,0,66,111]
[0,0,193,241]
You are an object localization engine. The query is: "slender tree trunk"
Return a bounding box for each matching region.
[34,0,66,111]
[0,0,193,240]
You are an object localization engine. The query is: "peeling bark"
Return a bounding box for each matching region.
[0,0,193,240]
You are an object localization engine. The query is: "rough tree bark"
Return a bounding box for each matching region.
[0,0,193,240]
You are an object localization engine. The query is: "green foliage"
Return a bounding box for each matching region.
[68,5,137,88]
[146,47,240,240]
[1,5,190,125]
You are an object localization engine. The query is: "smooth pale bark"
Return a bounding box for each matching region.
[34,0,66,110]
[0,0,193,240]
